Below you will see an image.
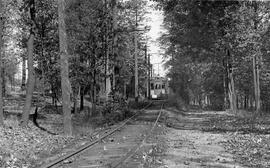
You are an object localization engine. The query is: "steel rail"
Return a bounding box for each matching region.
[111,103,164,168]
[39,102,153,168]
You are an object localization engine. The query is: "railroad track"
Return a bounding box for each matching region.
[39,101,164,168]
[110,103,164,168]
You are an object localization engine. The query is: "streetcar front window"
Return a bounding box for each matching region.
[151,83,154,90]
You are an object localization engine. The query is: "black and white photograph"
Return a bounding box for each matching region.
[0,0,270,167]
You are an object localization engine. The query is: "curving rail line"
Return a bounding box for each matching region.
[39,102,153,168]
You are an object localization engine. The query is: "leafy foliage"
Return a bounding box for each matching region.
[157,0,270,111]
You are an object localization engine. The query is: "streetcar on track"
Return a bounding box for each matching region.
[150,76,169,100]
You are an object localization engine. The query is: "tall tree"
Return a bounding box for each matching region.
[21,0,37,127]
[112,0,118,90]
[104,0,111,101]
[252,1,261,115]
[58,0,72,135]
[134,6,138,102]
[0,0,4,126]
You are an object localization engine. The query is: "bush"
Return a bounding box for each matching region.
[99,94,132,125]
[167,93,188,111]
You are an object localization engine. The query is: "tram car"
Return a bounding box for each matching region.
[150,77,169,99]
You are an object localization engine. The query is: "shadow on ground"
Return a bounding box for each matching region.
[165,109,270,135]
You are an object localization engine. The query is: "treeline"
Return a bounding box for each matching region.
[0,0,150,135]
[156,0,270,113]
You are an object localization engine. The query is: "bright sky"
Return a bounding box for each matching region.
[145,1,166,77]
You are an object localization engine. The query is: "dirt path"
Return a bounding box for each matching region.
[160,109,244,168]
[35,106,251,168]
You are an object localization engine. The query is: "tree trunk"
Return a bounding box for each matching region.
[73,86,79,114]
[253,54,261,114]
[40,34,45,97]
[80,90,84,111]
[104,0,111,101]
[21,0,36,127]
[256,56,261,113]
[105,30,111,101]
[134,9,138,102]
[253,56,258,111]
[94,71,97,114]
[112,0,117,90]
[93,83,96,116]
[2,67,5,96]
[89,83,95,118]
[58,0,72,135]
[244,95,247,109]
[236,95,239,109]
[223,58,229,110]
[0,0,4,126]
[124,82,126,99]
[250,95,253,109]
[252,1,261,120]
[228,69,237,113]
[21,56,26,90]
[21,34,35,127]
[227,49,237,113]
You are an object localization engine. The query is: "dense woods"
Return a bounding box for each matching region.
[3,0,270,167]
[155,1,270,115]
[0,0,152,165]
[0,0,150,132]
[1,0,270,134]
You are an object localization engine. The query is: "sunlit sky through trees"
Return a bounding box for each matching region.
[146,1,166,77]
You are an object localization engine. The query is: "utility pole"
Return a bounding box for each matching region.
[150,64,153,78]
[134,8,138,102]
[148,54,151,99]
[157,63,160,76]
[145,45,149,99]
